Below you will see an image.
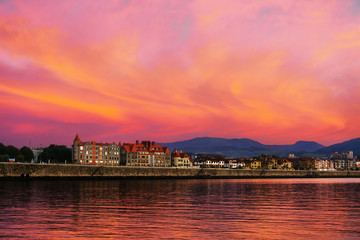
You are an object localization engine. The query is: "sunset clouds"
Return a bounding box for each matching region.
[1,0,360,147]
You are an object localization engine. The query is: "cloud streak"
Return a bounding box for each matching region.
[1,0,360,147]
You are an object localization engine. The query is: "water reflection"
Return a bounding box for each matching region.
[1,179,360,239]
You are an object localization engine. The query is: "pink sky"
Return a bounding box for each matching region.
[1,0,360,147]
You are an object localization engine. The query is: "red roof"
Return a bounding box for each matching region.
[74,134,81,142]
[171,149,188,158]
[122,141,170,154]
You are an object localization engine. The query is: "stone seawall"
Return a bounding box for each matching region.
[1,163,360,179]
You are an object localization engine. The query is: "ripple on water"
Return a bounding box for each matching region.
[1,179,360,239]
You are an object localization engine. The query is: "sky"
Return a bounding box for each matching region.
[1,0,360,148]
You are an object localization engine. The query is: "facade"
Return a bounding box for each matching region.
[171,149,193,168]
[333,159,357,170]
[265,158,278,169]
[250,159,262,169]
[72,134,120,165]
[279,159,292,169]
[315,159,335,171]
[224,158,246,169]
[192,155,225,168]
[121,141,171,167]
[330,151,354,160]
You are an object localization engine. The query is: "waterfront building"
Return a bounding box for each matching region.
[265,158,278,169]
[333,159,350,170]
[315,159,335,171]
[356,160,360,169]
[192,155,225,168]
[120,141,171,167]
[279,159,292,169]
[72,134,120,165]
[292,157,316,170]
[250,159,262,169]
[207,159,225,168]
[348,159,357,170]
[171,149,193,168]
[224,158,246,169]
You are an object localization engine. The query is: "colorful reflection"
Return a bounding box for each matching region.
[1,179,360,239]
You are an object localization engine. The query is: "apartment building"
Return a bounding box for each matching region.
[72,134,120,165]
[120,140,171,167]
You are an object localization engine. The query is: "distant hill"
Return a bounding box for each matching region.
[315,138,360,156]
[160,137,325,158]
[267,141,325,152]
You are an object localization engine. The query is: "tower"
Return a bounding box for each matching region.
[73,134,82,164]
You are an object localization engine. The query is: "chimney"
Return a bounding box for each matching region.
[136,140,139,145]
[152,141,155,145]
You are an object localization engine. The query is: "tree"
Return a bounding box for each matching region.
[0,143,6,155]
[16,154,24,162]
[39,145,72,163]
[0,154,10,162]
[39,151,49,163]
[5,145,20,158]
[20,146,34,163]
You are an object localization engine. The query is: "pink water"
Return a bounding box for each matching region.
[1,178,360,239]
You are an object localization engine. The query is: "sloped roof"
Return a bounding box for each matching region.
[122,141,171,154]
[74,134,81,142]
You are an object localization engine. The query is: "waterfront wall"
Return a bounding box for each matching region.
[1,163,360,179]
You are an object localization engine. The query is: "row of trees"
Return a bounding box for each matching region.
[39,144,72,164]
[0,143,72,163]
[0,143,34,162]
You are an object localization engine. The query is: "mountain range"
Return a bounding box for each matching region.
[160,137,360,158]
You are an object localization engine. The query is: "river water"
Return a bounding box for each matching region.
[1,178,360,239]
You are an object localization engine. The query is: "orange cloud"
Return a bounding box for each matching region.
[1,0,360,147]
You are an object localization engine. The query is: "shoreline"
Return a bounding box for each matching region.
[1,163,360,180]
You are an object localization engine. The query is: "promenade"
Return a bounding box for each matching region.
[1,163,360,179]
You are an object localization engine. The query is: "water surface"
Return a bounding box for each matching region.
[1,178,360,239]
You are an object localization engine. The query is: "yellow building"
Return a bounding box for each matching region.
[171,149,193,168]
[280,159,292,169]
[251,160,262,169]
[266,158,278,169]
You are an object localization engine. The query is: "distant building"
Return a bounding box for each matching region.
[279,159,292,170]
[120,140,171,167]
[265,158,278,169]
[171,149,193,168]
[288,154,295,159]
[330,151,354,160]
[250,159,262,169]
[72,134,120,165]
[192,155,225,168]
[315,159,335,171]
[224,158,246,169]
[292,157,316,170]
